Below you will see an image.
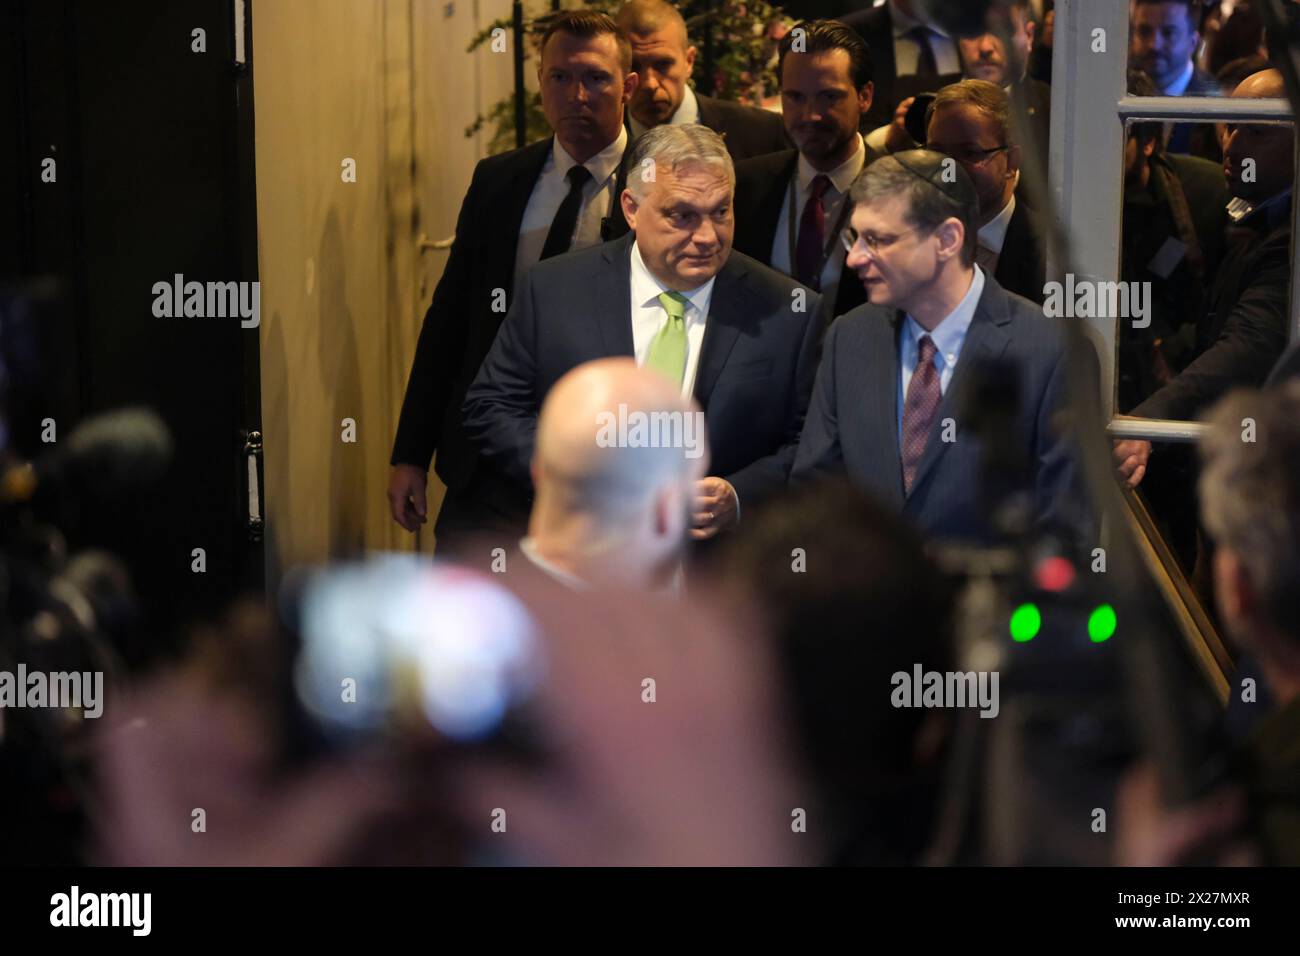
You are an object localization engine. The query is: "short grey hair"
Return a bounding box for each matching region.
[1199,382,1300,636]
[624,123,735,199]
[850,153,979,266]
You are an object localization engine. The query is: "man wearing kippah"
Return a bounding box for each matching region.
[792,150,1090,544]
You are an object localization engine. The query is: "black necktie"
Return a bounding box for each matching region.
[540,164,594,260]
[907,26,938,79]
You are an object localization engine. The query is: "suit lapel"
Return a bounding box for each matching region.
[692,254,749,407]
[595,234,637,357]
[872,311,906,510]
[905,278,1013,500]
[499,137,554,292]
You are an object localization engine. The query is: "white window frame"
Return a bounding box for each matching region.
[1049,0,1300,443]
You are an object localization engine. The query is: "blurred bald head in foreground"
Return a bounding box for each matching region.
[526,358,709,589]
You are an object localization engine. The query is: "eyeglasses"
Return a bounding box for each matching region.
[924,143,1010,166]
[840,225,927,255]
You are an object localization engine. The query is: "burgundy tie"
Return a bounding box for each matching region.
[901,334,942,493]
[795,174,832,290]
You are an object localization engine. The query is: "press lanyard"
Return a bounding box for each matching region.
[786,174,854,291]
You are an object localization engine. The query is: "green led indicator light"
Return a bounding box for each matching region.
[1010,603,1041,642]
[1089,604,1117,642]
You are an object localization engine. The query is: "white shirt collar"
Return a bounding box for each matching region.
[904,265,986,361]
[889,0,950,39]
[629,239,716,318]
[628,85,700,139]
[519,537,589,590]
[796,133,867,196]
[977,191,1016,255]
[553,124,628,188]
[1161,60,1196,97]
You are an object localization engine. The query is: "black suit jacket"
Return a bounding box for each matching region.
[992,198,1047,304]
[1167,68,1222,162]
[732,147,870,320]
[462,233,825,513]
[1135,196,1292,421]
[792,274,1091,544]
[841,3,962,133]
[696,93,791,160]
[623,94,789,165]
[390,135,629,503]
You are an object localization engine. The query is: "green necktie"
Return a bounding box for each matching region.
[646,291,689,386]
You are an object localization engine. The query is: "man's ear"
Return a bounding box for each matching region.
[1024,18,1036,54]
[859,80,875,116]
[623,69,640,103]
[1006,142,1022,175]
[685,44,697,71]
[936,218,965,262]
[620,189,639,231]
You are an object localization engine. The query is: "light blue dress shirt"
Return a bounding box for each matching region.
[897,266,986,442]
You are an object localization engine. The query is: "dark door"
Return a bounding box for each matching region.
[3,0,263,663]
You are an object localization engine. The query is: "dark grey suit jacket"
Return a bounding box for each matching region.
[463,233,825,514]
[792,273,1090,543]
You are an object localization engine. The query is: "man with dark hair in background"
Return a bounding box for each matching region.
[614,0,789,161]
[388,12,638,552]
[732,19,881,323]
[1129,0,1222,160]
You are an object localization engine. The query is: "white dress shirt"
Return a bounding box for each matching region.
[976,191,1017,273]
[519,536,589,590]
[514,126,628,292]
[889,0,961,76]
[628,240,714,398]
[897,265,986,441]
[628,84,701,140]
[770,134,868,300]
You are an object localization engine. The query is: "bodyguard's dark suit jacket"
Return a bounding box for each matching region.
[390,134,630,515]
[696,94,792,160]
[623,95,789,165]
[1134,195,1292,421]
[841,3,962,133]
[462,232,824,514]
[732,148,875,321]
[1166,68,1222,162]
[993,198,1047,305]
[792,274,1089,543]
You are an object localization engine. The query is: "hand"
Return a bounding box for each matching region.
[387,464,428,531]
[1115,763,1257,866]
[692,476,739,540]
[1113,439,1152,488]
[885,96,917,153]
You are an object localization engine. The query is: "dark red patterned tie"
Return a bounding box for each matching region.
[901,334,942,493]
[795,174,832,290]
